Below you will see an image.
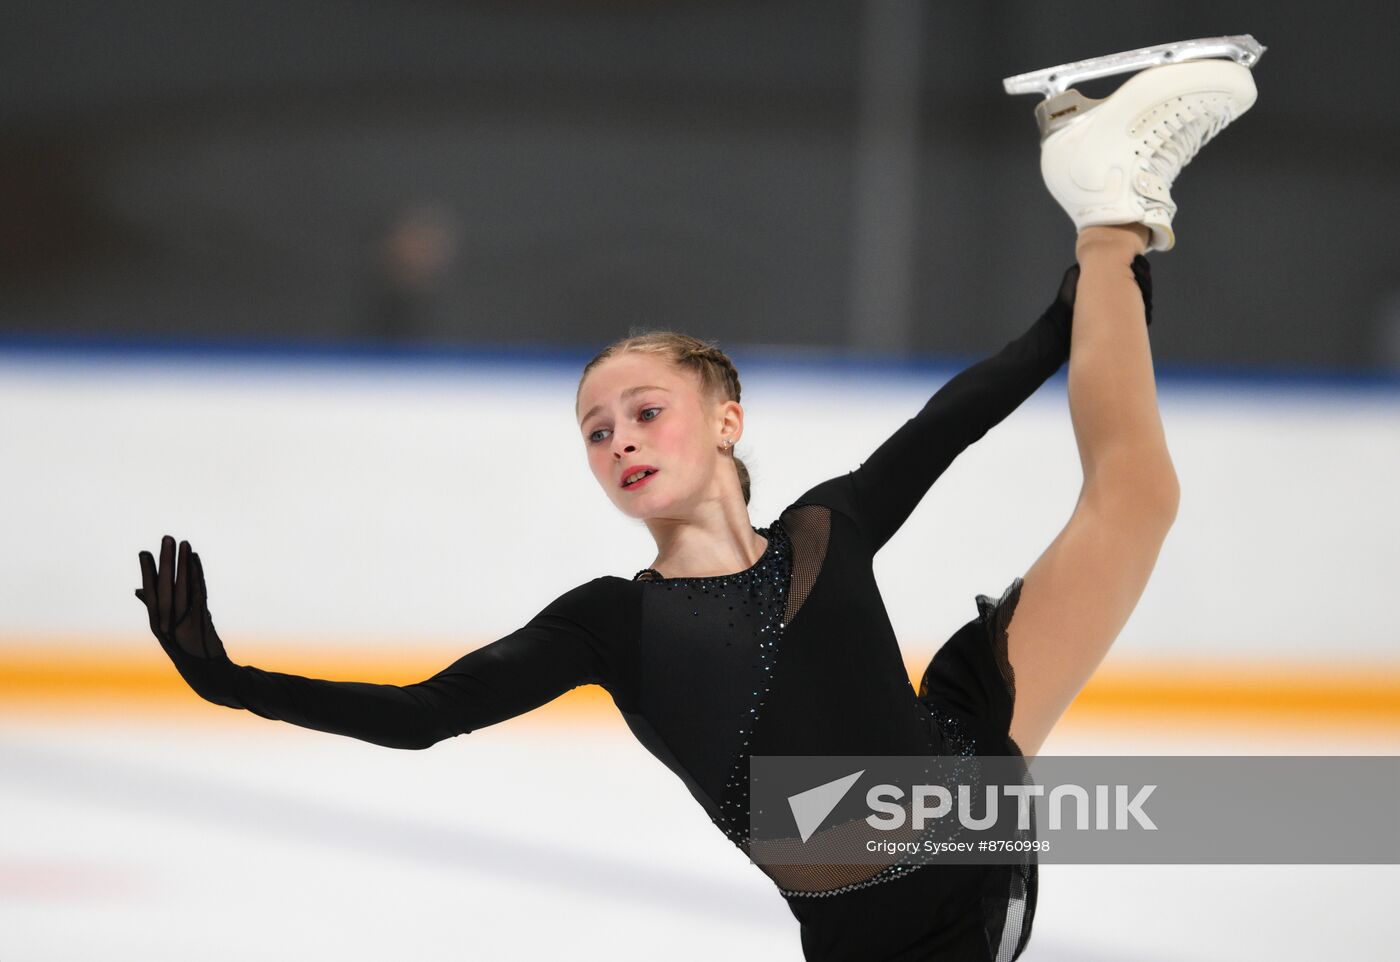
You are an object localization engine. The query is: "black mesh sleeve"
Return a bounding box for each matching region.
[162,578,618,750]
[794,258,1153,554]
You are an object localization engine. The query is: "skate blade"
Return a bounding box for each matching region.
[1003,34,1266,98]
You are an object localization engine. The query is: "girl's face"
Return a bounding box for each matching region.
[577,353,737,520]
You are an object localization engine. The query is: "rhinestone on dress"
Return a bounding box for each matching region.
[634,520,791,850]
[631,517,994,901]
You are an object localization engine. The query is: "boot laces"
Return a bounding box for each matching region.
[1144,103,1234,190]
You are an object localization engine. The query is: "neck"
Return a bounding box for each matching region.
[644,515,768,579]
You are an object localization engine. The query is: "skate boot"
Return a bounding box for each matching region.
[1004,36,1265,253]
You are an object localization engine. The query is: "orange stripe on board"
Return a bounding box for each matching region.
[2,641,1398,730]
[1055,658,1400,734]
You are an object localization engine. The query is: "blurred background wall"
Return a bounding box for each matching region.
[2,0,1398,369]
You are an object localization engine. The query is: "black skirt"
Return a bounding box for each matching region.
[785,577,1037,962]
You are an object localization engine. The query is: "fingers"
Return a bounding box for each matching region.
[137,546,160,635]
[156,535,174,634]
[137,550,155,605]
[142,535,197,638]
[139,540,230,665]
[175,539,192,626]
[191,552,209,657]
[192,552,207,612]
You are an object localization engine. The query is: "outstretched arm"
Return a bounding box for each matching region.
[137,536,612,750]
[794,257,1153,554]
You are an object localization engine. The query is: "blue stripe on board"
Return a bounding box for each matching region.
[1,331,1398,393]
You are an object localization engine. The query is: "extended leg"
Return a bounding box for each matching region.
[1004,224,1180,758]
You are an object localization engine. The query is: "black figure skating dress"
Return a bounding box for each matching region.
[155,258,1154,961]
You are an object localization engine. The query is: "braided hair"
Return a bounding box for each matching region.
[579,329,752,505]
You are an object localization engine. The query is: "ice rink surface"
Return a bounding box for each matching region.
[3,711,1396,962]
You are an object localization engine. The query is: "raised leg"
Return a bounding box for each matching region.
[1004,224,1181,758]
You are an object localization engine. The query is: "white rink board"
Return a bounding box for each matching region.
[2,351,1397,662]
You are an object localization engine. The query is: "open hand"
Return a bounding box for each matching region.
[136,535,229,663]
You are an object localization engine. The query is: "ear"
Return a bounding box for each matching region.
[716,398,744,445]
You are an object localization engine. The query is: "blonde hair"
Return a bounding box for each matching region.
[579,329,751,505]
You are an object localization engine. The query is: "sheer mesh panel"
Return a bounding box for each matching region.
[766,503,877,892]
[992,871,1027,962]
[751,798,933,893]
[977,576,1024,750]
[989,578,1020,702]
[986,756,1038,959]
[754,503,929,894]
[779,503,830,627]
[981,580,1037,958]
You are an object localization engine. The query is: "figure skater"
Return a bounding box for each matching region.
[136,52,1259,962]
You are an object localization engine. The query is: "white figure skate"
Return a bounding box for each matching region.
[1004,36,1266,252]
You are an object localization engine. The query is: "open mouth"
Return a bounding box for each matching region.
[622,469,658,488]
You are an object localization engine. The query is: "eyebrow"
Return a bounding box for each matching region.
[580,385,670,425]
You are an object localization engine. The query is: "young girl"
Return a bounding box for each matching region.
[137,56,1257,962]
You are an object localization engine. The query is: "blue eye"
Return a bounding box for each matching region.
[587,407,662,444]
